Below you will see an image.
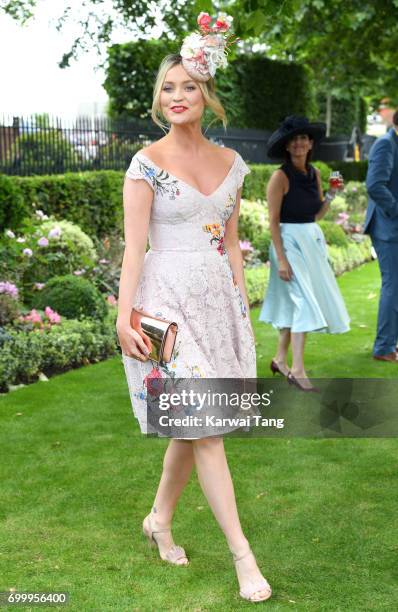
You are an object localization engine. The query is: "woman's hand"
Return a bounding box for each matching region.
[278,257,293,282]
[116,319,152,361]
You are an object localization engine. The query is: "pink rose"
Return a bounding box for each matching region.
[214,14,232,32]
[197,12,212,29]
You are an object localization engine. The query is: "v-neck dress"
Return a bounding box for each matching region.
[121,149,255,436]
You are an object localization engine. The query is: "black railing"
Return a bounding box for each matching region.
[0,114,370,176]
[0,114,275,175]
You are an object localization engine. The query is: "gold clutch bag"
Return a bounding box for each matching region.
[130,308,178,364]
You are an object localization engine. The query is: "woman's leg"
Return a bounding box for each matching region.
[146,439,194,562]
[192,436,270,600]
[290,331,314,388]
[273,327,291,375]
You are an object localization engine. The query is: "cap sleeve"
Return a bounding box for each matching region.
[236,153,251,190]
[125,153,156,192]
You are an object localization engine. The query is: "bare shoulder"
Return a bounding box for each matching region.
[207,143,236,165]
[270,168,287,186]
[140,140,163,157]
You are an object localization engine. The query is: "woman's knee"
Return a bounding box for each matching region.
[192,436,224,453]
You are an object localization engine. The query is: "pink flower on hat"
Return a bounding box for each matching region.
[197,12,212,30]
[214,13,232,32]
[181,12,236,82]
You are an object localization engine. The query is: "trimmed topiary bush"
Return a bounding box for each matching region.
[32,274,108,321]
[10,170,124,238]
[0,174,27,231]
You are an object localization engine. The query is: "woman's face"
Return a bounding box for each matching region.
[160,63,205,126]
[286,133,313,157]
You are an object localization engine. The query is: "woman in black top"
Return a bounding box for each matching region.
[259,116,350,390]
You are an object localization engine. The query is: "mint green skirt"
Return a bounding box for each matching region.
[259,223,350,333]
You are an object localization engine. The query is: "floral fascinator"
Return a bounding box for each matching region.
[180,12,237,82]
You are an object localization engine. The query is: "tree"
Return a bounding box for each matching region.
[4,0,397,131]
[232,0,398,131]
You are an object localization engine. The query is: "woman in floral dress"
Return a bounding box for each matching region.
[116,12,272,604]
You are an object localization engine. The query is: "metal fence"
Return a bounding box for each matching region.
[0,114,275,176]
[0,113,371,177]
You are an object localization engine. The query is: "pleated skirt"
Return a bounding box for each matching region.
[259,222,350,333]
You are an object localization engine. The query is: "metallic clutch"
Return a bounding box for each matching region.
[130,308,178,364]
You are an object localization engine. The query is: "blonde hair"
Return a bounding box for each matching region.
[151,53,227,132]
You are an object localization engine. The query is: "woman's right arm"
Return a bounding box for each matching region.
[116,177,153,360]
[267,171,293,281]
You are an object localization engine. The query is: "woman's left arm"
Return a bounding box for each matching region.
[224,187,254,337]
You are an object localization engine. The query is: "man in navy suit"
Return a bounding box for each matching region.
[363,110,398,362]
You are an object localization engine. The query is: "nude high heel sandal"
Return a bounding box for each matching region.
[233,549,272,602]
[142,514,189,566]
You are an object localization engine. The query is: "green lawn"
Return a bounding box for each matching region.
[0,261,397,611]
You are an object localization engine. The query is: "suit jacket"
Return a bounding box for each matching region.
[363,127,398,241]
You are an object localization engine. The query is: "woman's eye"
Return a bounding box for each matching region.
[163,87,172,92]
[186,86,195,91]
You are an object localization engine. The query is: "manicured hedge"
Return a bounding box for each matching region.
[1,171,124,237]
[329,161,368,183]
[1,160,335,238]
[328,240,372,276]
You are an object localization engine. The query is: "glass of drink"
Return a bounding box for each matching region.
[329,171,344,191]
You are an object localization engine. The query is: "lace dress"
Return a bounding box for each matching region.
[121,149,255,435]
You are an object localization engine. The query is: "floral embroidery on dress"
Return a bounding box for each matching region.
[202,221,247,318]
[186,364,205,378]
[144,367,163,397]
[137,158,181,200]
[202,222,226,255]
[233,278,248,318]
[221,193,236,222]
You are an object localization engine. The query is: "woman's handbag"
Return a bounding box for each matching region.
[130,308,178,364]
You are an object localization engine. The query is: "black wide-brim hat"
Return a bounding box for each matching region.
[266,115,327,159]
